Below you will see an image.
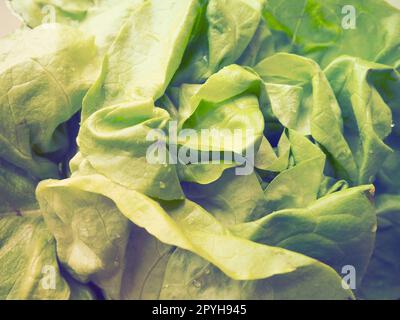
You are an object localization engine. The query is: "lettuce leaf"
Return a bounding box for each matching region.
[0,214,69,299]
[263,0,400,67]
[2,0,400,300]
[36,173,355,299]
[360,195,400,299]
[0,23,98,301]
[0,24,98,179]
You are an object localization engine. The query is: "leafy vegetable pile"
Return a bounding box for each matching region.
[1,0,399,300]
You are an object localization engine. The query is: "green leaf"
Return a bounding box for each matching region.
[378,149,400,193]
[0,24,98,178]
[174,0,265,83]
[360,194,400,300]
[232,185,376,287]
[255,132,290,172]
[77,0,200,200]
[207,0,264,72]
[263,130,326,212]
[255,53,358,182]
[14,0,398,301]
[8,0,145,52]
[0,214,70,299]
[177,65,265,183]
[324,56,395,184]
[119,225,173,300]
[318,176,349,198]
[159,248,353,300]
[182,168,266,225]
[373,65,400,193]
[263,0,400,68]
[0,159,38,215]
[0,159,95,300]
[37,166,131,299]
[8,0,91,27]
[37,174,353,298]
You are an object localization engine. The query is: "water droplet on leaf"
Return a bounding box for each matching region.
[192,280,202,288]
